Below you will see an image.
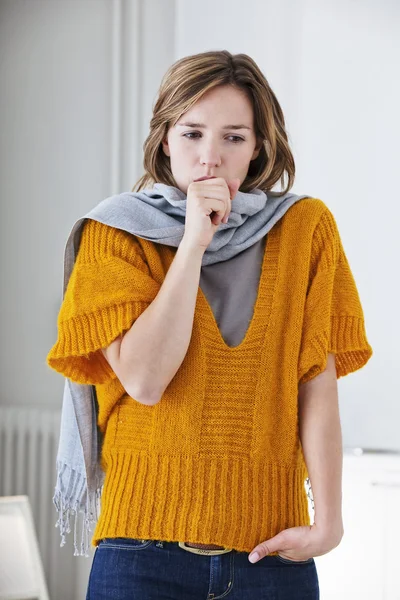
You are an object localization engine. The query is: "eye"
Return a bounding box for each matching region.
[182,132,201,140]
[182,132,245,143]
[227,136,245,143]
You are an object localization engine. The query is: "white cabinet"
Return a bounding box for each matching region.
[314,451,400,600]
[377,479,400,599]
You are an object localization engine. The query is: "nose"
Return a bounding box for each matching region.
[200,144,221,168]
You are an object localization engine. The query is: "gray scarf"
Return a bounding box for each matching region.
[53,183,310,555]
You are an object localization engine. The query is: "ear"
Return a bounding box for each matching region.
[161,137,170,157]
[251,139,263,161]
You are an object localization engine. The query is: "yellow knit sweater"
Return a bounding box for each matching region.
[47,197,373,552]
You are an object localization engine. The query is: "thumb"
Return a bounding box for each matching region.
[227,177,241,200]
[248,533,284,563]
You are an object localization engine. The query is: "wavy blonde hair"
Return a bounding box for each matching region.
[132,50,295,196]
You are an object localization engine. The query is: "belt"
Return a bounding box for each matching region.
[178,541,233,556]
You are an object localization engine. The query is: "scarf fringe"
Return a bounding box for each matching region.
[305,477,315,512]
[53,461,102,557]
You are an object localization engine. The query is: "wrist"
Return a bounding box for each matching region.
[179,236,206,259]
[314,517,344,545]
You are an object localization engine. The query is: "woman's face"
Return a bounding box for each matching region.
[161,84,262,194]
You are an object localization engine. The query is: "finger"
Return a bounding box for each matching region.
[213,178,238,220]
[198,192,229,226]
[195,178,235,224]
[202,198,226,226]
[248,533,286,563]
[205,190,230,224]
[223,178,240,222]
[211,208,225,226]
[227,177,241,200]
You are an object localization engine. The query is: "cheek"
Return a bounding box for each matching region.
[233,147,254,166]
[170,142,195,161]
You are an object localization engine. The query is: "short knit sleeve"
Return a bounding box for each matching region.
[297,207,373,385]
[46,219,160,385]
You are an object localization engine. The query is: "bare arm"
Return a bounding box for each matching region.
[101,238,205,406]
[101,177,239,407]
[298,353,344,543]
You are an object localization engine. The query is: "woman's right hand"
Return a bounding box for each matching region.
[181,177,241,250]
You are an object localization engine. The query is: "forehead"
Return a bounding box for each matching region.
[179,85,254,123]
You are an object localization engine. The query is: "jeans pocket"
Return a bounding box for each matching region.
[275,553,314,565]
[99,537,153,550]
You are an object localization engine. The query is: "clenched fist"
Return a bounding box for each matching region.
[182,177,241,250]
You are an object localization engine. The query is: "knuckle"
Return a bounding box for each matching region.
[259,542,271,555]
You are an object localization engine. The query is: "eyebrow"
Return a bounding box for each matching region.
[176,122,252,131]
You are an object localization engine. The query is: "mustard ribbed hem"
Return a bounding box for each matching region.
[47,301,150,384]
[298,314,373,384]
[92,452,310,554]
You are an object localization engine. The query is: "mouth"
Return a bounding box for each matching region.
[194,176,217,182]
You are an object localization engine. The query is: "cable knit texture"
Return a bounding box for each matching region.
[47,197,373,552]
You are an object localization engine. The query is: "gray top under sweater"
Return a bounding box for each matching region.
[199,234,267,347]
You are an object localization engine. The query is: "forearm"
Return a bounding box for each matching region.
[119,238,205,403]
[298,353,344,538]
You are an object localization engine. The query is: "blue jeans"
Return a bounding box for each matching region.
[86,537,319,599]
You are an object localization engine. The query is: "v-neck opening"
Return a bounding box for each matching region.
[196,225,281,351]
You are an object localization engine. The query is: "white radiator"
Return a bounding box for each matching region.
[0,406,80,600]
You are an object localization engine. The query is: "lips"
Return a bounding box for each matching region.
[194,176,217,182]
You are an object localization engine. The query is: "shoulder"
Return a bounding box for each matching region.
[284,196,335,225]
[285,196,340,240]
[77,218,149,266]
[281,197,341,272]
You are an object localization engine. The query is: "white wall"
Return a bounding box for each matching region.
[175,0,400,451]
[0,0,112,411]
[0,1,175,598]
[0,0,175,414]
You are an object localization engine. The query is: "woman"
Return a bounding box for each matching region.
[47,50,373,599]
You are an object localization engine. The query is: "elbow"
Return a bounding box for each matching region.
[125,382,163,406]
